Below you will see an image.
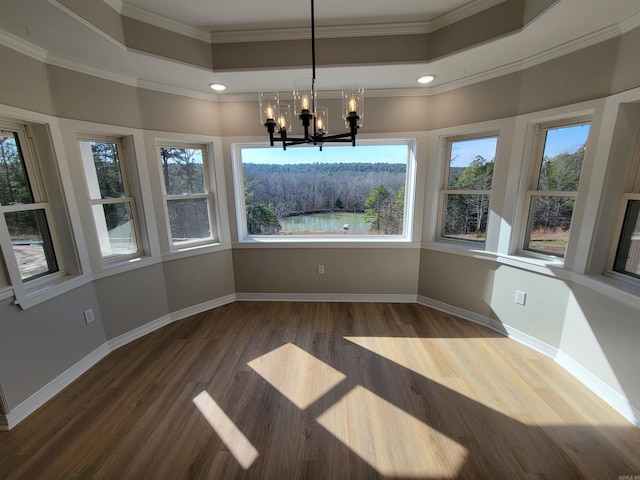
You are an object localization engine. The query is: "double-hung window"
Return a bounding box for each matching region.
[440,135,497,244]
[612,148,640,280]
[78,136,141,260]
[159,145,215,246]
[0,122,60,284]
[521,119,591,258]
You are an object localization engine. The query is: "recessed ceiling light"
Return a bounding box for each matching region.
[209,83,226,91]
[417,75,436,84]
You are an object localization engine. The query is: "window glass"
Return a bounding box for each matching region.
[523,122,590,257]
[613,199,640,279]
[159,146,213,245]
[1,130,58,281]
[442,136,497,243]
[239,144,409,237]
[79,138,141,259]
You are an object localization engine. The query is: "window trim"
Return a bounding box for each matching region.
[0,121,65,299]
[156,142,218,249]
[517,116,592,261]
[78,134,144,264]
[232,138,417,243]
[437,132,498,247]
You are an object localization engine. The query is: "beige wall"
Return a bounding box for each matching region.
[163,251,235,312]
[234,247,420,296]
[1,24,640,423]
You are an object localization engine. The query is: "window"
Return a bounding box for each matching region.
[440,135,497,244]
[0,123,59,282]
[235,142,413,239]
[158,145,216,246]
[521,120,591,258]
[78,137,141,259]
[613,196,640,279]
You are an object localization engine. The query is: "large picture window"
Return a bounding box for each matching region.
[159,145,215,246]
[521,120,590,258]
[79,137,141,259]
[236,142,412,239]
[440,135,497,244]
[0,124,59,282]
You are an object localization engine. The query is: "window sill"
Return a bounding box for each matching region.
[422,240,496,261]
[235,236,419,249]
[14,273,92,310]
[570,272,640,309]
[496,254,570,280]
[92,255,163,281]
[163,241,232,261]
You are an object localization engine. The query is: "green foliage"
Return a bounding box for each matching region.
[244,178,281,235]
[364,184,404,234]
[90,141,125,199]
[243,162,406,219]
[444,156,493,238]
[160,147,205,195]
[0,134,32,206]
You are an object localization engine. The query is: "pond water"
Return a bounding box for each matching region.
[280,212,370,234]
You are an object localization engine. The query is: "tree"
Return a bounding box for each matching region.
[244,178,281,234]
[364,184,390,232]
[445,155,494,237]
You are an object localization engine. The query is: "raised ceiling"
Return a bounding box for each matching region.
[1,0,639,98]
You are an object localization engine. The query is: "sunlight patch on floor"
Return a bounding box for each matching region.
[317,385,468,478]
[193,391,259,469]
[247,342,347,409]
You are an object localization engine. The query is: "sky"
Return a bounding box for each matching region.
[242,144,409,165]
[243,123,590,167]
[450,123,590,168]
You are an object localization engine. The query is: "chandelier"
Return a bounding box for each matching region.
[259,0,364,150]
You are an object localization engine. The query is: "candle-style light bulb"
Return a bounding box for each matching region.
[317,117,324,133]
[301,95,310,111]
[348,96,357,113]
[278,115,286,129]
[266,103,274,120]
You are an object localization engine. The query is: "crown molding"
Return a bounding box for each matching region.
[48,0,126,51]
[212,0,505,44]
[121,2,212,43]
[0,29,47,62]
[0,10,634,104]
[619,8,640,34]
[116,0,503,44]
[47,53,139,87]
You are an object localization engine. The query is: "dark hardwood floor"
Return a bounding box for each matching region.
[1,302,639,479]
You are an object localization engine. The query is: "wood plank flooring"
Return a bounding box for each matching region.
[1,302,639,479]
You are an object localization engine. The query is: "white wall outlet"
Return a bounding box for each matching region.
[84,308,95,324]
[318,264,325,275]
[515,290,526,305]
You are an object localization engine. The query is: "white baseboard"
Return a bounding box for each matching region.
[107,293,237,351]
[417,295,638,428]
[3,294,237,431]
[0,343,111,430]
[556,351,640,428]
[4,294,637,431]
[236,292,418,303]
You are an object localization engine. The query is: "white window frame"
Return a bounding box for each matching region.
[437,133,498,247]
[157,142,217,248]
[78,134,143,263]
[0,120,66,300]
[517,116,592,261]
[232,138,417,243]
[608,134,640,283]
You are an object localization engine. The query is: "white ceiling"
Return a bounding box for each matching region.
[1,0,640,98]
